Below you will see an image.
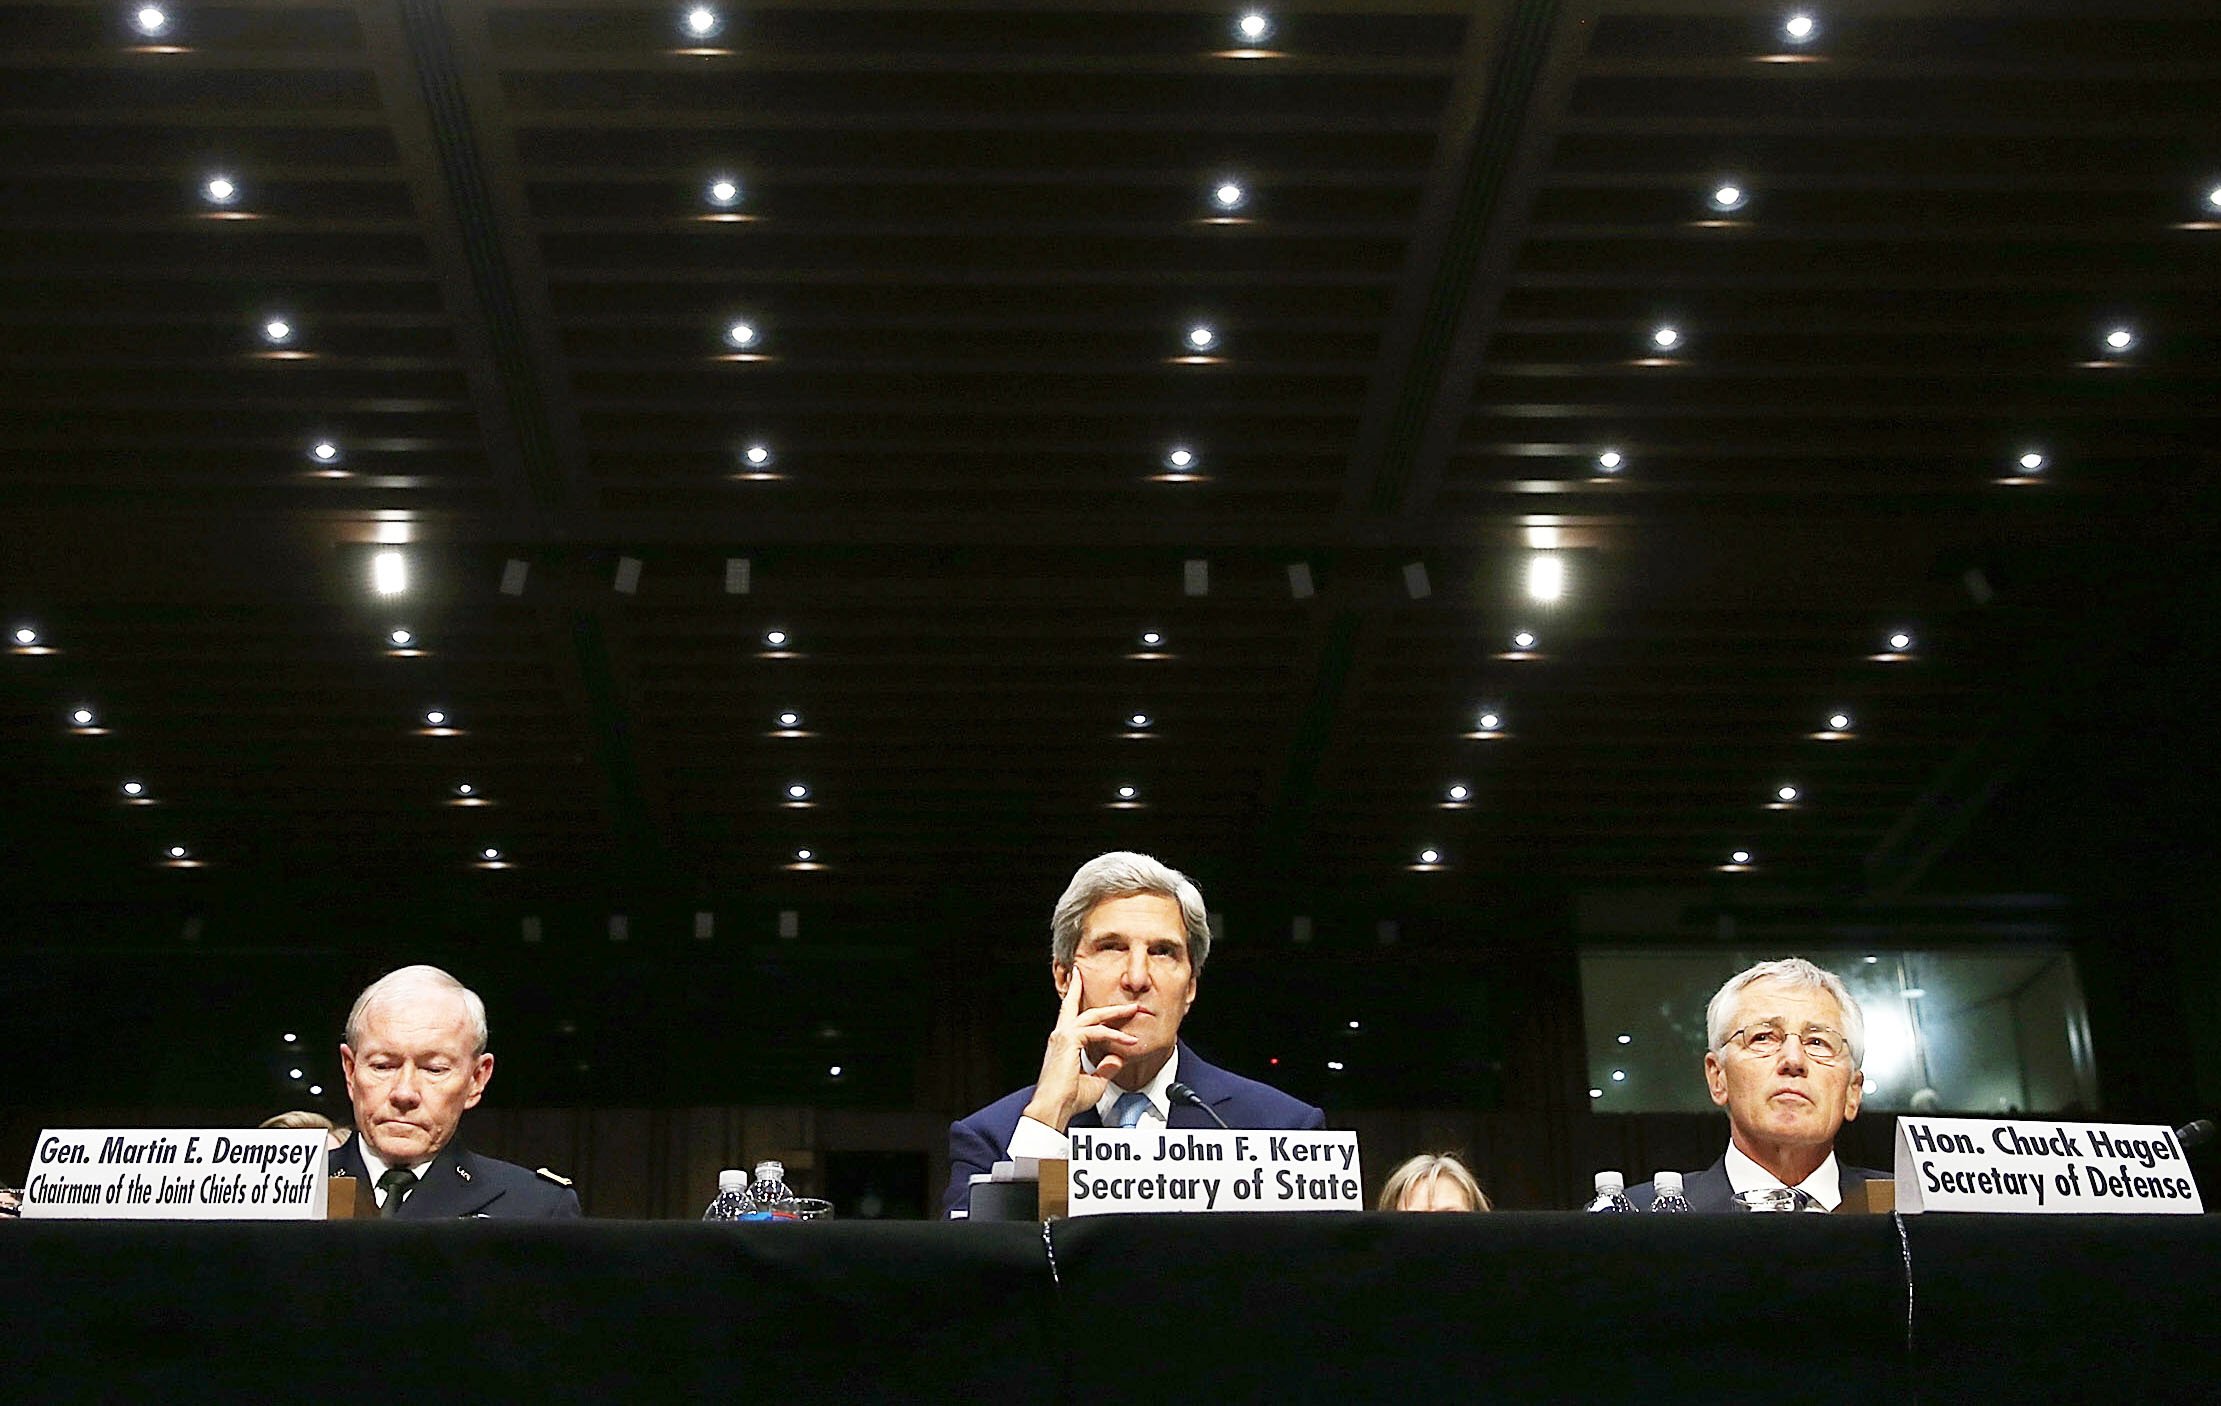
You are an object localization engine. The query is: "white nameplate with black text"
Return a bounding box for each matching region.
[1894,1116,2202,1214]
[21,1128,329,1220]
[1065,1129,1363,1215]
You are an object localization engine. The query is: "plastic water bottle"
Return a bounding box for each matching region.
[1649,1170,1693,1213]
[703,1168,751,1221]
[750,1160,799,1219]
[1585,1170,1638,1213]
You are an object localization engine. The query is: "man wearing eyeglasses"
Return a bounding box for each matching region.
[1629,957,1881,1212]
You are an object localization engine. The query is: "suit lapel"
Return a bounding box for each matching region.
[394,1148,499,1219]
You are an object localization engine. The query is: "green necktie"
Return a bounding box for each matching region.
[378,1166,419,1217]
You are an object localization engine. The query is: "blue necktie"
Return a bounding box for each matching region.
[1112,1092,1152,1127]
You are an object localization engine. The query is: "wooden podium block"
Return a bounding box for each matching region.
[1835,1178,1895,1214]
[1037,1160,1069,1220]
[326,1175,371,1220]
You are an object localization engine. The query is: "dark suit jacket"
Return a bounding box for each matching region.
[331,1136,581,1219]
[943,1042,1325,1216]
[1627,1151,1884,1213]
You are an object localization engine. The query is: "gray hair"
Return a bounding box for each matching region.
[1705,957,1865,1070]
[1051,851,1212,973]
[344,964,490,1057]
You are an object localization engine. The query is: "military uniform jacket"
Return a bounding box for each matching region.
[330,1136,581,1219]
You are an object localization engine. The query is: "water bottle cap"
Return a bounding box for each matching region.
[1654,1170,1683,1193]
[1594,1170,1625,1192]
[753,1161,785,1181]
[718,1169,749,1191]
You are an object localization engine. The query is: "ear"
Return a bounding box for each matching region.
[462,1052,494,1111]
[1052,961,1071,998]
[1841,1066,1864,1123]
[339,1043,358,1096]
[1704,1050,1729,1109]
[1182,967,1199,1013]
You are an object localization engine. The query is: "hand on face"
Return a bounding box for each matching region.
[1019,956,1144,1133]
[1020,893,1197,1132]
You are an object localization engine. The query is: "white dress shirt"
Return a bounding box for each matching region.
[1723,1140,1843,1210]
[1006,1048,1181,1161]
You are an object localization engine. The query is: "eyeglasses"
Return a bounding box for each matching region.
[1722,1022,1850,1065]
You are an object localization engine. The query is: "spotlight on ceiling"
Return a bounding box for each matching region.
[1887,630,1913,652]
[1708,181,1747,211]
[1777,785,1800,803]
[1783,13,1817,43]
[776,710,801,728]
[763,628,789,648]
[1526,552,1566,602]
[1596,449,1624,473]
[1117,785,1138,801]
[1417,848,1441,866]
[480,847,502,862]
[1139,630,1164,648]
[743,443,773,468]
[372,550,407,596]
[786,782,810,800]
[201,174,239,206]
[310,440,340,464]
[1165,447,1196,471]
[706,176,740,207]
[122,780,145,797]
[1476,711,1503,733]
[1650,325,1681,350]
[455,782,475,796]
[795,848,815,862]
[1186,324,1217,351]
[131,5,169,37]
[1446,783,1470,802]
[13,626,37,646]
[2102,325,2136,353]
[1126,712,1153,730]
[1512,630,1537,651]
[167,845,188,860]
[2018,450,2046,473]
[260,317,294,345]
[1731,849,1752,865]
[1212,180,1247,211]
[1828,712,1852,732]
[388,628,413,646]
[70,706,96,727]
[682,5,720,39]
[423,709,447,727]
[725,320,759,348]
[1236,11,1271,43]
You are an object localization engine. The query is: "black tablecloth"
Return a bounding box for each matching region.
[3,1214,2212,1402]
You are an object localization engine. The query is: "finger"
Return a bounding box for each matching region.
[1092,1056,1125,1088]
[1057,964,1081,1016]
[1076,1022,1143,1050]
[1074,1001,1143,1028]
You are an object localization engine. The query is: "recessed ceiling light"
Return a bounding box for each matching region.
[725,320,758,348]
[786,783,810,800]
[1616,1033,1632,1045]
[1887,630,1913,652]
[261,317,294,345]
[706,176,740,207]
[1526,552,1565,602]
[1128,712,1152,729]
[388,627,413,646]
[683,5,720,38]
[70,706,96,727]
[776,710,800,728]
[167,845,188,859]
[201,174,238,206]
[764,628,789,648]
[132,5,168,37]
[1418,848,1441,865]
[1237,11,1271,42]
[1212,180,1246,210]
[1777,784,1800,802]
[1589,1087,1603,1099]
[481,847,502,861]
[1828,712,1851,731]
[1185,325,1217,351]
[795,847,814,861]
[1596,449,1623,472]
[1512,630,1536,650]
[12,626,36,646]
[2103,326,2136,352]
[1650,325,1681,350]
[122,780,145,796]
[1708,181,1747,211]
[423,709,447,726]
[1139,630,1163,647]
[1477,711,1502,732]
[309,1083,322,1095]
[1611,1068,1627,1082]
[455,782,475,796]
[372,549,406,596]
[1446,783,1470,802]
[1117,785,1137,800]
[743,443,773,468]
[2018,450,2046,472]
[1731,849,1751,865]
[1165,447,1195,470]
[1783,13,1817,43]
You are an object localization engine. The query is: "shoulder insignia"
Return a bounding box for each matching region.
[535,1167,574,1187]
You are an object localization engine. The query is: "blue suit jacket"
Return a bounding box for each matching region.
[1627,1151,1883,1214]
[330,1135,581,1219]
[943,1042,1325,1216]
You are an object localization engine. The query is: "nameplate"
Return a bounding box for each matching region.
[1894,1116,2203,1214]
[21,1129,329,1220]
[1065,1129,1363,1215]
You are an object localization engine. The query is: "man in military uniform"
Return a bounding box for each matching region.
[332,964,579,1218]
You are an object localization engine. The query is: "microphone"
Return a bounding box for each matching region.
[1167,1081,1230,1130]
[2176,1119,2215,1154]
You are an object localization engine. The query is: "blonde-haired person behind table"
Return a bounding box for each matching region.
[1379,1152,1492,1212]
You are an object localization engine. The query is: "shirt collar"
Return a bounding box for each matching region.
[352,1138,437,1206]
[1723,1140,1842,1209]
[1081,1045,1181,1126]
